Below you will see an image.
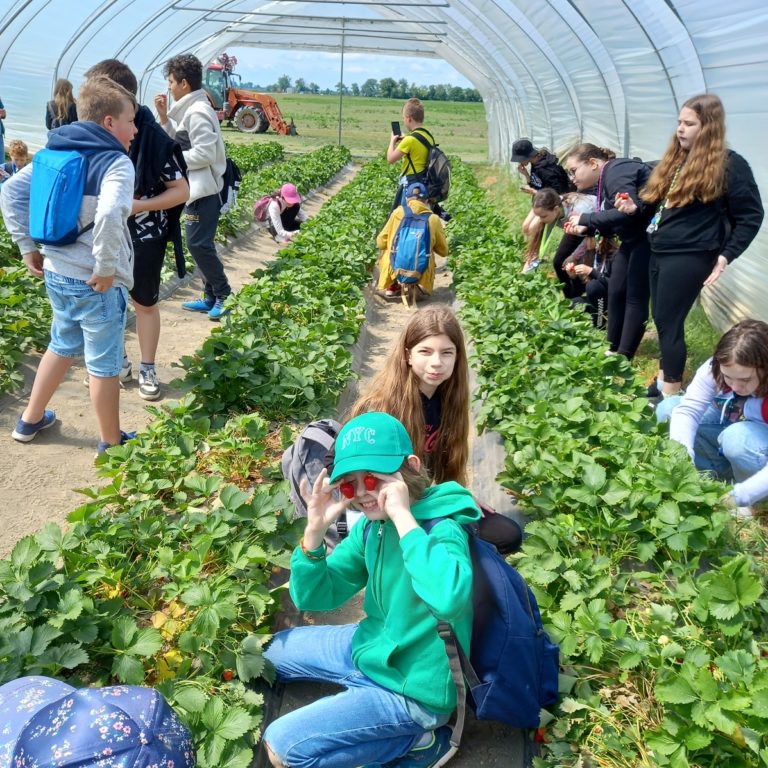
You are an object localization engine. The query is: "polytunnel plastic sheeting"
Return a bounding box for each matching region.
[0,0,765,329]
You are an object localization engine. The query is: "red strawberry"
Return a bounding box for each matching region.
[364,475,377,491]
[222,669,234,681]
[340,482,355,499]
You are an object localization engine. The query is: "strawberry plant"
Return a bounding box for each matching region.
[179,151,394,424]
[217,144,352,240]
[0,264,51,392]
[449,161,768,767]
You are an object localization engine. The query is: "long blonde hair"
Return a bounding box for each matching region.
[349,306,470,486]
[641,93,727,207]
[53,78,76,122]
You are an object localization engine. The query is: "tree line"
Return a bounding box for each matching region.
[239,75,482,102]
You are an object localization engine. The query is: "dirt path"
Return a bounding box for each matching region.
[0,166,359,559]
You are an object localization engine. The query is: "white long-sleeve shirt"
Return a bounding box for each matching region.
[267,198,307,241]
[669,358,768,505]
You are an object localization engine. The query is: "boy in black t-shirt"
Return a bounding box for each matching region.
[84,59,189,401]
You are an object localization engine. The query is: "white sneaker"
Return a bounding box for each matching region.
[733,506,754,520]
[84,360,133,388]
[138,368,161,401]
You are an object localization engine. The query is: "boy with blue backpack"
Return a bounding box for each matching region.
[0,76,138,455]
[376,181,448,307]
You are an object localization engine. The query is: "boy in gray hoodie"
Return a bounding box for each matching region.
[1,76,137,454]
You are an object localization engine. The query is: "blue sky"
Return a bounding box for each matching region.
[226,48,474,90]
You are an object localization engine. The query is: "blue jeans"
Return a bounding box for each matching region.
[263,625,448,768]
[662,405,768,482]
[44,270,127,377]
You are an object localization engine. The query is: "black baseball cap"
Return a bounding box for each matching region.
[511,138,537,163]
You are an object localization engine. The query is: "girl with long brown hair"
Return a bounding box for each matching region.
[666,319,768,519]
[618,93,763,398]
[45,78,78,130]
[565,144,654,359]
[349,306,470,486]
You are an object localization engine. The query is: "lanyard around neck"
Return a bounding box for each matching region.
[539,224,557,257]
[654,164,683,222]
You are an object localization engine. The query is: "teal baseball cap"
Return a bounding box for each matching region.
[330,412,414,482]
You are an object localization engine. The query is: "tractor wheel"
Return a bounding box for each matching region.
[234,106,268,133]
[252,104,270,133]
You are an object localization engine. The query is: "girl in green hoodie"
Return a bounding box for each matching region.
[263,411,480,768]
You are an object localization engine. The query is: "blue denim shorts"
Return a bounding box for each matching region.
[44,270,127,378]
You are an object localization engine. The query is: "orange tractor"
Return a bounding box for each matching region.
[203,53,297,135]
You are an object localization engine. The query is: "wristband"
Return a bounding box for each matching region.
[300,537,327,561]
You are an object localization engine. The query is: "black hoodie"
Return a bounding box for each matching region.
[530,151,572,194]
[578,158,654,244]
[648,150,763,262]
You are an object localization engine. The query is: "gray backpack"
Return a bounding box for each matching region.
[281,419,349,548]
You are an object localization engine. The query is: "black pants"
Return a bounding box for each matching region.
[184,193,231,301]
[553,233,587,299]
[650,250,717,383]
[607,238,650,358]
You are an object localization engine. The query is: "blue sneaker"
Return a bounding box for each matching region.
[386,727,454,767]
[208,298,230,321]
[95,430,137,457]
[182,298,215,313]
[12,409,56,442]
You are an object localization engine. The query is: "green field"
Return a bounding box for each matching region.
[221,94,488,162]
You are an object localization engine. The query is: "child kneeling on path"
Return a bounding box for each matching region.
[1,76,138,454]
[263,411,480,768]
[659,319,768,519]
[376,181,447,303]
[262,182,308,243]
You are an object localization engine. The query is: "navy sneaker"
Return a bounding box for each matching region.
[95,430,137,457]
[386,727,454,767]
[182,297,215,313]
[12,409,56,443]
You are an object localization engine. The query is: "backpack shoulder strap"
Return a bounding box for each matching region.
[421,516,468,756]
[410,128,435,151]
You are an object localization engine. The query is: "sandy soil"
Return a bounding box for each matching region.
[0,166,359,559]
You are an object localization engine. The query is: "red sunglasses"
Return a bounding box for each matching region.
[339,474,377,499]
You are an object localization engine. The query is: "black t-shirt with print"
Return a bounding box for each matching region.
[128,154,184,243]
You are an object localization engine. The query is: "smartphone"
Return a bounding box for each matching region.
[391,120,401,137]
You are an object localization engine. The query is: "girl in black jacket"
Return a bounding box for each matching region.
[618,94,763,397]
[566,145,654,359]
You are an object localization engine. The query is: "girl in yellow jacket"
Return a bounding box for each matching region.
[377,181,448,297]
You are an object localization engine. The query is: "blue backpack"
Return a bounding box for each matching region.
[364,514,559,746]
[391,205,431,285]
[29,148,95,246]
